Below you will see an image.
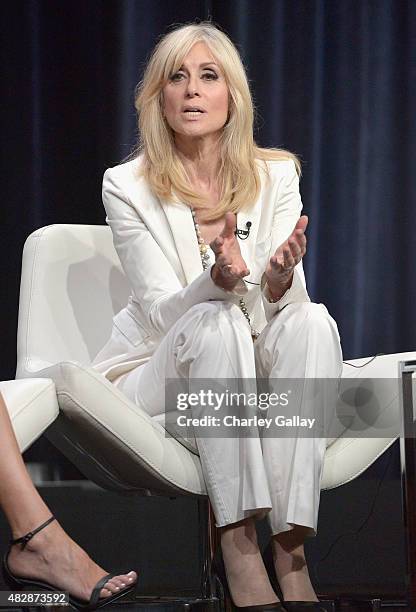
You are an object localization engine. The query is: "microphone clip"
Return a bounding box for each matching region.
[234,221,252,240]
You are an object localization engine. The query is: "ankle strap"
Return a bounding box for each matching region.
[11,516,55,549]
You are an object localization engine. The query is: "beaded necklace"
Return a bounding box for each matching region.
[191,208,254,334]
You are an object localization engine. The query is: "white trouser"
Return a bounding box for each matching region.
[116,301,343,535]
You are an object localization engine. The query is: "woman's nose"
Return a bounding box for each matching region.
[186,76,200,97]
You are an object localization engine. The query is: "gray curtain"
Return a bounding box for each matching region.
[1,0,415,378]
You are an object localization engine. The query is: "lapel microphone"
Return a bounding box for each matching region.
[234,221,252,240]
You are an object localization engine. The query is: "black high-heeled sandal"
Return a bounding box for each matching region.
[2,516,137,611]
[211,547,285,611]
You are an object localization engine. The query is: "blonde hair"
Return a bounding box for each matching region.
[134,21,300,219]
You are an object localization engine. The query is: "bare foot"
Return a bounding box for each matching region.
[272,527,318,602]
[6,520,137,602]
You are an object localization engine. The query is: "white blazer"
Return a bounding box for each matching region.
[92,156,310,381]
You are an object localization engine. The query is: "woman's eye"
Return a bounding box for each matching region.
[169,71,218,82]
[170,72,184,81]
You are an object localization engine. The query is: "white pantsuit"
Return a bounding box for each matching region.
[92,155,343,535]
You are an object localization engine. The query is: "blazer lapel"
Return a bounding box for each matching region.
[161,192,264,286]
[161,199,203,284]
[235,205,262,276]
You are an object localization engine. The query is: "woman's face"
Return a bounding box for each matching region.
[161,42,229,142]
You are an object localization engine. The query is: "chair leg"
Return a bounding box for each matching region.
[199,497,219,600]
[400,360,416,610]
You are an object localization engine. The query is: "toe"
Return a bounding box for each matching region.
[112,572,137,588]
[109,577,125,589]
[126,570,137,583]
[99,571,137,598]
[100,581,120,596]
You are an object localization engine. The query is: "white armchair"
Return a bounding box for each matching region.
[14,224,416,606]
[16,225,206,498]
[0,378,58,453]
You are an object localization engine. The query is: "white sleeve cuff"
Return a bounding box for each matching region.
[208,265,248,298]
[260,265,310,321]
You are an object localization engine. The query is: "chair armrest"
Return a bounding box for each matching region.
[0,379,58,452]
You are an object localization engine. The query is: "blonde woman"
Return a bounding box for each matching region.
[93,21,342,611]
[0,392,137,610]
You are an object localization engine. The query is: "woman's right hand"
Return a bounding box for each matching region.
[210,212,250,291]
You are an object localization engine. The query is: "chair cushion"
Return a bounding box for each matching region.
[152,412,199,455]
[321,351,416,489]
[36,361,206,496]
[16,351,415,494]
[0,379,58,452]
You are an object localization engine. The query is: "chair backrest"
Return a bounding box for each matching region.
[16,225,130,378]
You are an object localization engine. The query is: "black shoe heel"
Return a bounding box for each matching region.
[211,548,285,611]
[2,516,137,611]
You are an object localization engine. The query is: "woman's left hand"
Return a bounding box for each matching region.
[265,215,308,300]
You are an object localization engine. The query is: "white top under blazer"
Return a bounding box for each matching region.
[92,156,310,381]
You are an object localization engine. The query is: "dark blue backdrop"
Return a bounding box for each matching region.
[1,0,415,379]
